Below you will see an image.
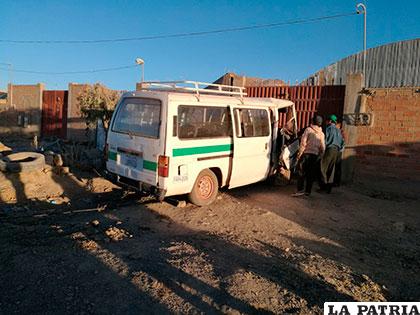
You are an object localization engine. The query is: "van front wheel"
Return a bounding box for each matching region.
[189,169,218,206]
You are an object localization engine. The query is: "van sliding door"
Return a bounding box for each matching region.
[228,107,272,188]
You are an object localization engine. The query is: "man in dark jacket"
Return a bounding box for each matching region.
[321,114,344,193]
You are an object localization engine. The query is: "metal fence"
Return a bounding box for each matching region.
[246,85,346,130]
[303,38,420,88]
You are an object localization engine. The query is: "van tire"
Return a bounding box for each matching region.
[189,169,218,206]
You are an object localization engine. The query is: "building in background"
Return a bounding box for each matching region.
[0,91,7,106]
[213,72,286,87]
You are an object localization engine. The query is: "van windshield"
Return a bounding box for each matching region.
[112,97,161,138]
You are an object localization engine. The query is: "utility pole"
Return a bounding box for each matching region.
[356,3,367,87]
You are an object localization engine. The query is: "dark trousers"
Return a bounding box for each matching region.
[321,147,340,192]
[333,151,343,186]
[297,153,318,194]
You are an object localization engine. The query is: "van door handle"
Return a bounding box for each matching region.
[265,143,268,150]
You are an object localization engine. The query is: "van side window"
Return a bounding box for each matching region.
[234,108,269,137]
[178,105,232,139]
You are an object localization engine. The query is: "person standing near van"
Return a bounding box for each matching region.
[321,114,344,193]
[333,120,346,186]
[292,115,325,197]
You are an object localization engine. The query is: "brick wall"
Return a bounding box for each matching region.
[0,84,44,136]
[355,87,420,181]
[67,83,89,141]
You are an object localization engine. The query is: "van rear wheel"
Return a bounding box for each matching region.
[189,169,218,206]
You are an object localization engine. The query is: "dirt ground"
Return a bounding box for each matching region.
[0,167,419,314]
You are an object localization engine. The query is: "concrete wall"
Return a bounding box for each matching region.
[0,83,44,137]
[355,87,420,181]
[67,83,89,141]
[341,73,364,182]
[0,83,117,142]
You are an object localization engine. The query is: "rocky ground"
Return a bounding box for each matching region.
[0,167,419,314]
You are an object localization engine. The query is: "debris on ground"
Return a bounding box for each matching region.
[39,138,104,170]
[166,197,187,208]
[90,219,100,227]
[104,226,132,241]
[53,154,63,167]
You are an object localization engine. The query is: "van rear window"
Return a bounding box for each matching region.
[112,98,161,138]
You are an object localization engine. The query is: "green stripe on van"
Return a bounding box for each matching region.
[173,144,232,157]
[108,151,117,161]
[143,160,157,171]
[108,151,157,172]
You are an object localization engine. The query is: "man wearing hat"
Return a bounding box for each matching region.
[321,114,344,193]
[292,115,325,197]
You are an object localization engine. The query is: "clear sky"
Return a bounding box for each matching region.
[0,0,419,91]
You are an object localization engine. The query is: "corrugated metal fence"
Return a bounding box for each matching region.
[303,38,420,88]
[247,85,346,130]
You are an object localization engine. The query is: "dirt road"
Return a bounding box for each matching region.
[0,169,419,314]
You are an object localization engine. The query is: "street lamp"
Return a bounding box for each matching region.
[356,3,367,87]
[135,58,145,82]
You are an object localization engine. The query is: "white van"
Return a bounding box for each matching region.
[106,81,297,205]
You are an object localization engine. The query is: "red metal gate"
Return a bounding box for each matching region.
[42,90,68,138]
[246,85,345,131]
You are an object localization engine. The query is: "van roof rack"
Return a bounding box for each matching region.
[137,80,247,97]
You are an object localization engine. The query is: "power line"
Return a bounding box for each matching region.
[0,64,137,75]
[0,12,357,44]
